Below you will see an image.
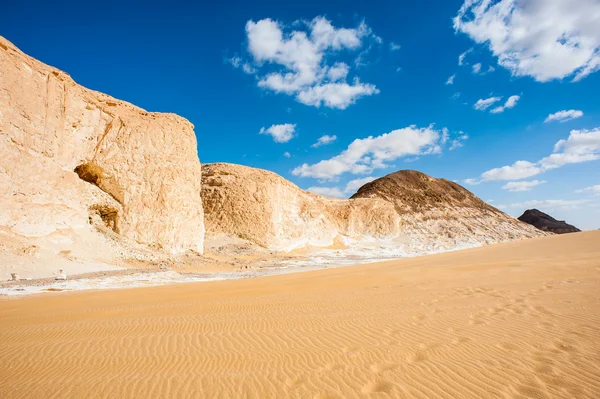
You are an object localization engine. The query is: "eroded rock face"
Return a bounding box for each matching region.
[0,36,204,254]
[202,164,546,254]
[202,163,339,250]
[518,209,580,234]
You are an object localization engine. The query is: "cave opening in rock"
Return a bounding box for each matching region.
[89,205,120,234]
[75,163,120,233]
[74,162,103,185]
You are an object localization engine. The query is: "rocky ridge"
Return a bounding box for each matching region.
[201,163,547,255]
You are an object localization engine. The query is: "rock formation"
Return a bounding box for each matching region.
[202,163,546,255]
[0,36,204,264]
[518,209,580,234]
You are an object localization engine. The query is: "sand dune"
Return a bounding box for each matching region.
[1,232,599,398]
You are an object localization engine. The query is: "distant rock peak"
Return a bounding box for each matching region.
[518,209,580,234]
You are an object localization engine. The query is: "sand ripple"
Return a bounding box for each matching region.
[1,232,599,398]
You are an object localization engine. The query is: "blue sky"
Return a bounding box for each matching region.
[3,0,600,229]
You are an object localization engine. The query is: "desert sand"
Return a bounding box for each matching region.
[1,232,599,398]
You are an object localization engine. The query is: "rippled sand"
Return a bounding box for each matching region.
[1,232,599,398]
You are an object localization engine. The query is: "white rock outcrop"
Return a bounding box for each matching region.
[0,36,204,255]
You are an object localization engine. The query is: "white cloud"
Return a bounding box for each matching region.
[502,180,547,192]
[458,48,472,65]
[539,128,600,170]
[502,199,590,210]
[490,95,520,114]
[237,17,380,109]
[576,185,600,195]
[283,151,291,158]
[463,178,481,186]
[471,127,600,182]
[474,96,501,111]
[454,0,600,82]
[311,134,337,148]
[390,42,401,51]
[544,110,584,123]
[446,74,455,85]
[481,161,542,181]
[229,56,256,74]
[295,79,379,109]
[326,62,350,81]
[292,125,447,180]
[259,123,296,143]
[450,133,469,150]
[344,176,377,194]
[472,63,495,75]
[306,186,345,198]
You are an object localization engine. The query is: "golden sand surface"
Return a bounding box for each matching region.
[1,232,599,398]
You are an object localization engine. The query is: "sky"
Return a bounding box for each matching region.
[3,0,600,230]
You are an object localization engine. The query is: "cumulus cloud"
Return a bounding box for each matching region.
[283,151,291,158]
[490,95,520,114]
[544,110,584,123]
[326,62,350,81]
[311,134,337,148]
[463,178,481,186]
[472,63,482,74]
[292,125,451,180]
[446,74,455,85]
[481,161,542,181]
[576,185,600,195]
[259,123,296,143]
[468,127,600,182]
[501,180,547,192]
[235,17,381,109]
[344,176,377,194]
[474,96,501,111]
[306,186,345,198]
[539,128,600,170]
[295,79,379,109]
[454,0,600,82]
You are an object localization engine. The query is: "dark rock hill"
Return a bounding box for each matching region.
[350,170,500,214]
[517,209,580,234]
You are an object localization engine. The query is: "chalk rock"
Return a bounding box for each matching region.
[0,36,204,254]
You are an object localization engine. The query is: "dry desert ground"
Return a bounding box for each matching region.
[1,231,599,398]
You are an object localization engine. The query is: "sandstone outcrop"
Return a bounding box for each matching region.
[0,36,204,261]
[518,209,580,234]
[202,164,546,254]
